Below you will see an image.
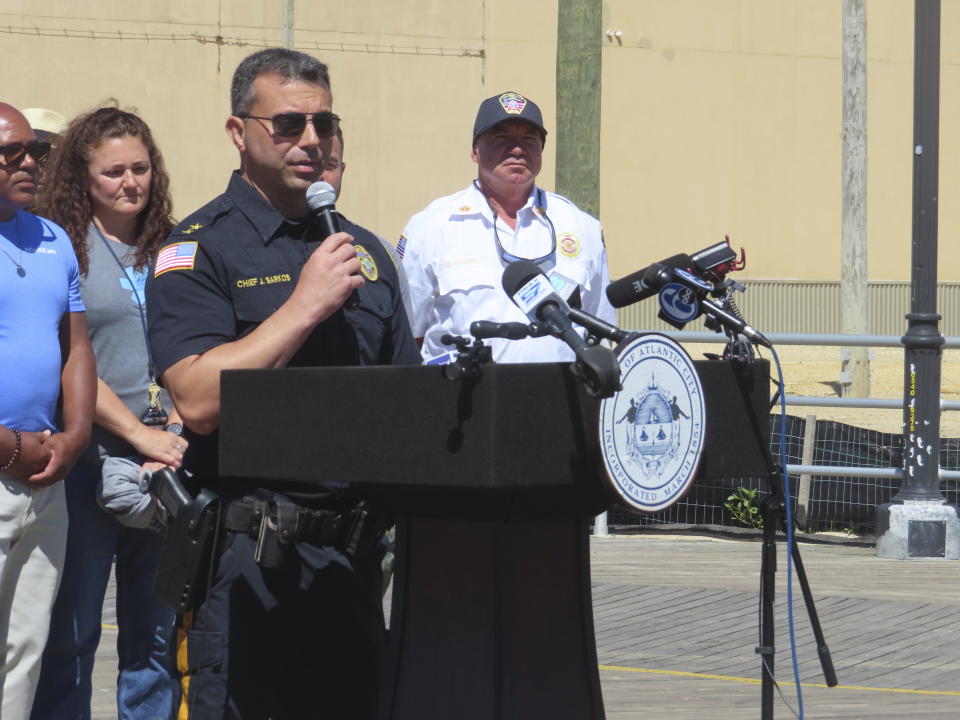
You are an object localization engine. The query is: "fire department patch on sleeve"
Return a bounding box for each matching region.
[558,232,581,259]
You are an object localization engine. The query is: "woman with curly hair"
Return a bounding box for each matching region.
[31,105,185,720]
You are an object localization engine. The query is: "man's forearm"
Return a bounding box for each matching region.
[161,299,320,434]
[0,425,16,465]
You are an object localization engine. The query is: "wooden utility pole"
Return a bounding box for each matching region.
[840,0,870,396]
[556,0,602,217]
[557,1,604,536]
[282,0,294,49]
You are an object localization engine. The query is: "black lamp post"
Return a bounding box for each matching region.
[876,0,960,559]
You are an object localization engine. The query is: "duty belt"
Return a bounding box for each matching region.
[222,496,376,568]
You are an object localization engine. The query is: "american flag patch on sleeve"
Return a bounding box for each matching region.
[154,242,199,277]
[396,234,407,260]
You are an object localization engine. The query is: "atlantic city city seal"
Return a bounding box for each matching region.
[599,333,705,512]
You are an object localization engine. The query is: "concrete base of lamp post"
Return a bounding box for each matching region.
[876,499,960,559]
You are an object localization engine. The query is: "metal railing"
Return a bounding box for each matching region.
[659,329,960,481]
[594,329,959,535]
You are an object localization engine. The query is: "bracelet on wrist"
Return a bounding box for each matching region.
[1,429,22,471]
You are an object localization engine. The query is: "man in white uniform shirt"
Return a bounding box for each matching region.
[400,91,615,364]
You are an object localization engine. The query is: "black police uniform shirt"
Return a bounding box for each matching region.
[146,171,421,504]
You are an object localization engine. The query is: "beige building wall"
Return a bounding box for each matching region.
[2,1,957,283]
[601,0,959,283]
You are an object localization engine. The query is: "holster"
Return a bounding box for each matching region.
[150,469,220,612]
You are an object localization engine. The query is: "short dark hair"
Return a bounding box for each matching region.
[231,48,331,115]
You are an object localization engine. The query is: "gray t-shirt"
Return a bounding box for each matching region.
[80,224,170,460]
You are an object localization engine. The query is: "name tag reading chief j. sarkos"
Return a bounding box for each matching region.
[599,334,705,512]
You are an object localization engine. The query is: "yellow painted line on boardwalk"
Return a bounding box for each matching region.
[598,665,960,697]
[102,623,118,630]
[92,632,960,699]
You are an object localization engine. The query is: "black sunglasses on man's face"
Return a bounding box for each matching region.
[237,111,340,139]
[0,141,51,168]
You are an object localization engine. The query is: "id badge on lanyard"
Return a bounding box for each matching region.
[141,380,168,427]
[94,224,169,428]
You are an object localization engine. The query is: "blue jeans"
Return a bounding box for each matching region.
[31,457,176,720]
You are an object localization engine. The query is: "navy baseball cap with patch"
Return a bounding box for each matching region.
[472,91,547,145]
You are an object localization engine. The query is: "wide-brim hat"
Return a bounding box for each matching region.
[22,107,67,142]
[472,91,547,146]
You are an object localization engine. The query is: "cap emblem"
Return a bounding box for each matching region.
[499,92,527,115]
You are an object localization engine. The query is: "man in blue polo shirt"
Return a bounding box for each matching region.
[0,102,96,720]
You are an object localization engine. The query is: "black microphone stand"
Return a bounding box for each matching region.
[440,334,492,382]
[727,334,838,719]
[440,322,552,381]
[756,461,838,719]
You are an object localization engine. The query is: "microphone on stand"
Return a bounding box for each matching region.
[469,320,536,340]
[501,260,621,398]
[606,250,771,347]
[604,253,694,308]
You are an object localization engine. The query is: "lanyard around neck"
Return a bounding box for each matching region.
[92,224,158,383]
[474,181,557,272]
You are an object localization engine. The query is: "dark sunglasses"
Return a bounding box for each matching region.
[237,111,340,139]
[0,140,51,168]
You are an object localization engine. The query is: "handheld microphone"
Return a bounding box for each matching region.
[306,181,341,237]
[605,254,694,308]
[502,260,621,398]
[306,181,360,310]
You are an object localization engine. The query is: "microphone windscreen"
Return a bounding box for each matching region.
[501,259,543,297]
[306,181,337,212]
[605,268,649,308]
[605,254,693,308]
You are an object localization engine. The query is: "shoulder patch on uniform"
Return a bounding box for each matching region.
[396,234,407,259]
[154,241,198,277]
[558,232,581,259]
[355,244,379,282]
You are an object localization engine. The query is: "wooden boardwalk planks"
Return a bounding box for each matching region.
[89,533,960,719]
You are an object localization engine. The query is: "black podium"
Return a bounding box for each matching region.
[218,360,770,720]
